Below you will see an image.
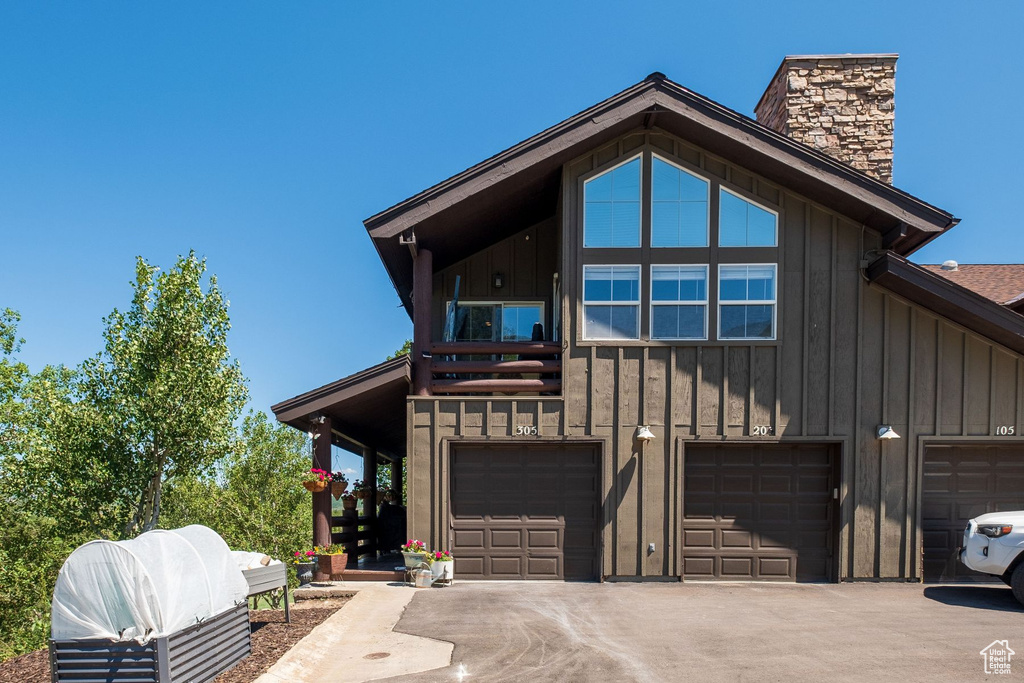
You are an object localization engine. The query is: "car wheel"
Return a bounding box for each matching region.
[1012,563,1024,607]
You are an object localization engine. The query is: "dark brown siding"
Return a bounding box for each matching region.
[406,127,1024,581]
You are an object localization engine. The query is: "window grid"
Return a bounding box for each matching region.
[583,156,642,248]
[651,155,709,248]
[718,264,777,340]
[650,265,708,340]
[719,187,778,248]
[583,265,641,340]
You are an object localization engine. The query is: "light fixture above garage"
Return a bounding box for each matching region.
[636,425,655,442]
[876,425,900,440]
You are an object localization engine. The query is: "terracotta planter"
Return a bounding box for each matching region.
[318,553,348,578]
[331,481,349,499]
[342,497,357,510]
[303,480,327,493]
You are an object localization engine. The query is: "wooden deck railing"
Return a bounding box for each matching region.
[428,341,562,395]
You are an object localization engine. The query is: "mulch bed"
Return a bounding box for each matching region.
[0,599,348,683]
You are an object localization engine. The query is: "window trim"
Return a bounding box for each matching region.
[717,263,778,341]
[718,186,779,248]
[650,153,710,249]
[446,300,546,342]
[649,264,709,341]
[582,264,641,341]
[583,153,643,249]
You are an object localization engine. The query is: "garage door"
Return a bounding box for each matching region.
[450,444,600,580]
[922,444,1024,582]
[683,444,836,581]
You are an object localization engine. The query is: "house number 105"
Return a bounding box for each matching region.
[516,425,538,436]
[997,425,1016,435]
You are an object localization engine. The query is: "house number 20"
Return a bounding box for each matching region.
[752,425,772,436]
[516,425,538,436]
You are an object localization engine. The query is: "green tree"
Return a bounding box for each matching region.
[162,411,312,563]
[387,339,412,360]
[80,252,248,536]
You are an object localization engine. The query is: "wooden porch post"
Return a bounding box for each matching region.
[363,446,378,557]
[412,248,433,396]
[391,459,403,504]
[312,416,333,555]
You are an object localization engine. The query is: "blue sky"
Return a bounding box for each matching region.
[2,1,1021,472]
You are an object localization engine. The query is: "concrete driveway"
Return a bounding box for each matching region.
[386,582,1022,682]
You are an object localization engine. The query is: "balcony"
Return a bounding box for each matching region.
[428,341,561,395]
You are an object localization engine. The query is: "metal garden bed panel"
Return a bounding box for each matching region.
[243,563,290,622]
[50,603,251,683]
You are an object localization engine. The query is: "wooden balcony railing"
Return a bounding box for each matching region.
[428,341,561,395]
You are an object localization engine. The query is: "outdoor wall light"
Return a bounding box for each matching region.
[635,425,655,442]
[876,425,900,440]
[493,272,504,289]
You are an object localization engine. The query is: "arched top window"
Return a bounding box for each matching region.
[583,157,641,248]
[651,156,709,247]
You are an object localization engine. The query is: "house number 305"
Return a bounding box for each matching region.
[516,425,538,436]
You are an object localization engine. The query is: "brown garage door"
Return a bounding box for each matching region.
[922,444,1024,582]
[450,443,600,580]
[683,444,836,581]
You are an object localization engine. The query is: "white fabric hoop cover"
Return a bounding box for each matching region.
[51,525,248,642]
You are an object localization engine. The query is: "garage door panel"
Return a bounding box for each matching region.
[455,557,485,576]
[922,445,1024,582]
[684,444,835,582]
[451,445,600,580]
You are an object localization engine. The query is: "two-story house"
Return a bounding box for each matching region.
[272,54,1024,583]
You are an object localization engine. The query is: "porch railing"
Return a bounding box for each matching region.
[429,341,562,395]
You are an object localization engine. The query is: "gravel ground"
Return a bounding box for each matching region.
[0,599,348,683]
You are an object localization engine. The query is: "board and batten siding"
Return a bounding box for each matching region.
[406,126,1024,580]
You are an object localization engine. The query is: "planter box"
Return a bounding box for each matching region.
[318,553,348,578]
[243,563,290,622]
[402,552,429,569]
[50,602,250,683]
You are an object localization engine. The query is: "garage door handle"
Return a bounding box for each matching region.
[833,488,838,500]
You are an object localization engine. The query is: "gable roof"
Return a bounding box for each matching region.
[365,72,959,314]
[920,264,1024,307]
[867,253,1024,355]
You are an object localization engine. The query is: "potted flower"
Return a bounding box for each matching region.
[351,479,371,500]
[401,539,428,569]
[315,544,348,578]
[340,493,357,510]
[302,468,330,493]
[291,549,318,586]
[429,550,454,584]
[330,471,349,500]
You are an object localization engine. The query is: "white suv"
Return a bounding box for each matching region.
[960,511,1024,605]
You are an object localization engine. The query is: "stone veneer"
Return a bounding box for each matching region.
[754,54,897,184]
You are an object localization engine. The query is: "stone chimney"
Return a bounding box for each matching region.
[754,54,897,184]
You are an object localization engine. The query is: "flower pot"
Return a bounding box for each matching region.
[331,481,348,499]
[431,560,454,584]
[303,480,327,493]
[296,562,315,586]
[318,553,348,578]
[375,490,385,505]
[342,498,357,510]
[353,489,369,500]
[402,551,428,569]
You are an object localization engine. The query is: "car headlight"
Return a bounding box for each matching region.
[977,524,1013,538]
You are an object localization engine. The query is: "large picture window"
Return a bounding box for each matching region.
[583,265,640,339]
[651,265,708,339]
[719,188,778,247]
[651,156,709,247]
[718,264,776,340]
[584,157,641,248]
